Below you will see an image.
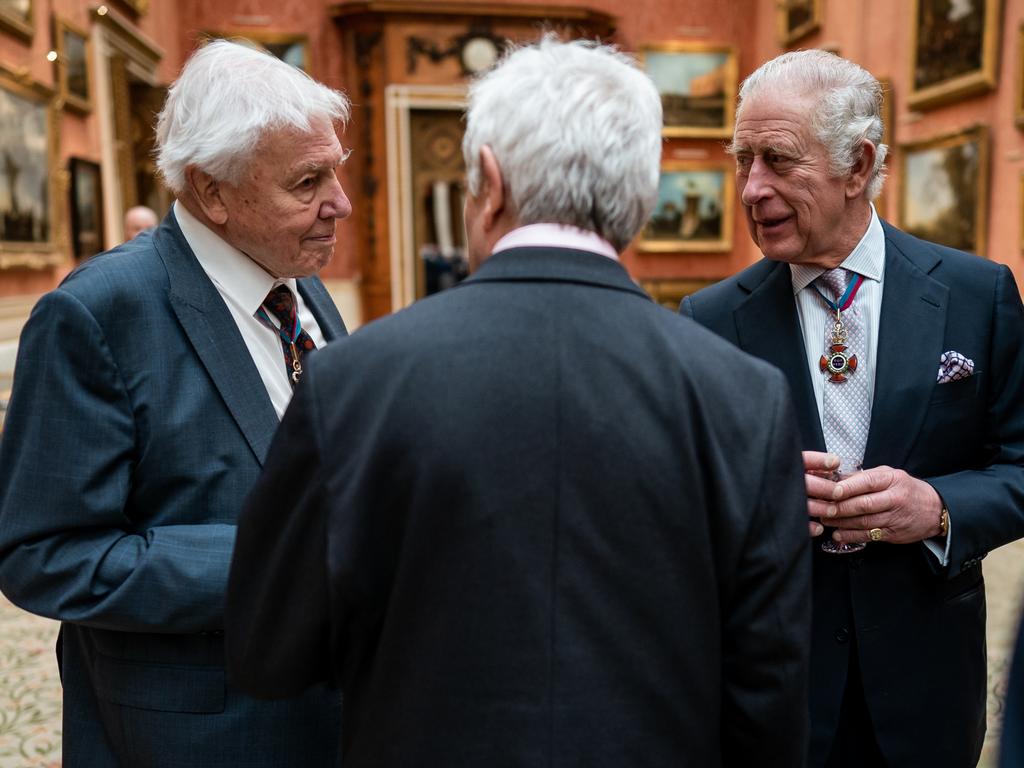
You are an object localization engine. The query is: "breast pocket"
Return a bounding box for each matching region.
[929,372,981,405]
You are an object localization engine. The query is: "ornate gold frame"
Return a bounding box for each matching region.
[898,124,989,257]
[202,31,310,72]
[874,76,894,220]
[907,0,1000,110]
[0,0,32,40]
[54,16,93,114]
[0,64,66,269]
[640,279,716,310]
[638,160,734,254]
[777,0,822,47]
[640,42,738,140]
[1016,23,1024,128]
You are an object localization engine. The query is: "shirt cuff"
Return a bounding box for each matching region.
[923,520,952,566]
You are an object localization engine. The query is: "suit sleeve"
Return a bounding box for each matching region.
[0,290,237,633]
[226,365,332,698]
[722,371,811,768]
[928,265,1024,575]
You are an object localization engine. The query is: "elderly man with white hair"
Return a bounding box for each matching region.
[683,49,1024,768]
[225,36,812,767]
[0,40,351,766]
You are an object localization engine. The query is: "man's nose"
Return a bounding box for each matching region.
[321,175,353,220]
[740,157,773,207]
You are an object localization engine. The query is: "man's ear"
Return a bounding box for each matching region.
[845,140,876,200]
[478,145,506,231]
[185,166,229,226]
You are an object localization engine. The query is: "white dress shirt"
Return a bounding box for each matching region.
[492,223,619,260]
[174,201,326,420]
[789,205,949,564]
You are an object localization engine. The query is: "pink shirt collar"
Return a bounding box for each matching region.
[492,224,619,261]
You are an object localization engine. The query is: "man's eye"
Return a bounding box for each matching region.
[297,177,316,189]
[735,154,753,169]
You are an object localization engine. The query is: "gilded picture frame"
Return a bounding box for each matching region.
[908,0,1000,110]
[203,32,309,72]
[54,17,92,113]
[0,65,64,268]
[874,77,895,220]
[640,43,738,139]
[778,0,822,47]
[69,158,103,260]
[898,124,989,256]
[1016,23,1024,128]
[638,161,734,253]
[0,0,32,40]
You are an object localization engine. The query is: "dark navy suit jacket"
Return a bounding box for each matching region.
[226,247,813,767]
[0,211,347,767]
[682,222,1024,767]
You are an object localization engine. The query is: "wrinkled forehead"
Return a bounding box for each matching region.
[732,88,819,148]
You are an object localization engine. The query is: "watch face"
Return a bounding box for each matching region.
[461,37,499,74]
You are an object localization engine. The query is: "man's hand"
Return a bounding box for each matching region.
[817,465,944,545]
[803,451,839,538]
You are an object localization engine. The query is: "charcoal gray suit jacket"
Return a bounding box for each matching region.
[227,246,812,768]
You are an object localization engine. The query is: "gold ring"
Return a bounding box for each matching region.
[869,528,884,542]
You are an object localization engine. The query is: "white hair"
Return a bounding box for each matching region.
[735,50,888,200]
[156,39,351,195]
[463,36,663,252]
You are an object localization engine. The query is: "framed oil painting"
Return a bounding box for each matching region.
[0,0,32,40]
[204,32,308,72]
[54,17,92,113]
[640,44,737,139]
[638,162,733,253]
[0,68,62,267]
[778,0,822,47]
[874,77,894,220]
[908,0,1000,110]
[69,158,103,260]
[1017,23,1024,128]
[899,125,989,256]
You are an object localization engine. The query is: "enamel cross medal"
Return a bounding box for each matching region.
[815,271,864,384]
[819,307,858,382]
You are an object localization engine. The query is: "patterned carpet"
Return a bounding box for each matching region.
[0,539,1022,768]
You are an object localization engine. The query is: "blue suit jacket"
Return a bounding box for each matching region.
[0,211,347,767]
[681,222,1024,767]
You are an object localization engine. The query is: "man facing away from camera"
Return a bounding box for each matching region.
[225,36,813,768]
[682,50,1024,767]
[0,40,352,766]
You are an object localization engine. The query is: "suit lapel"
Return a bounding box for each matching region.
[154,213,279,465]
[298,277,348,342]
[734,261,825,450]
[862,229,947,468]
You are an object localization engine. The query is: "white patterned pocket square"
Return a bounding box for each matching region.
[937,350,974,383]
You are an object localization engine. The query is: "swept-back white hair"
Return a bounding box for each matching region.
[156,39,351,195]
[735,50,888,200]
[463,36,662,252]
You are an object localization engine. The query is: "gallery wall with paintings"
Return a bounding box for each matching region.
[0,0,1022,319]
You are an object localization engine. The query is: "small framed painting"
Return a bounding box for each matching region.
[69,158,103,260]
[640,43,738,139]
[898,125,989,256]
[638,162,733,253]
[778,0,822,47]
[54,17,92,113]
[907,0,1000,110]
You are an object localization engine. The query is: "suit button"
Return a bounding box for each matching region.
[835,627,850,644]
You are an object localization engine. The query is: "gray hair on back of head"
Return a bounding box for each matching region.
[462,35,663,252]
[736,49,888,200]
[156,39,351,195]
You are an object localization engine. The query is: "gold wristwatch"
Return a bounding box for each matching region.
[939,507,949,538]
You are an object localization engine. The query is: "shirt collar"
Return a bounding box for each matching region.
[789,204,885,294]
[173,200,298,312]
[492,223,619,261]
